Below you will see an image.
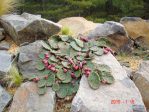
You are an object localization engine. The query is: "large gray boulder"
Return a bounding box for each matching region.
[18,40,45,78]
[88,21,128,38]
[133,61,149,110]
[0,51,13,78]
[88,21,133,53]
[71,53,146,112]
[9,82,55,112]
[0,85,12,112]
[0,13,61,45]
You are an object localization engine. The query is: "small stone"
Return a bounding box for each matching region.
[0,41,10,50]
[0,85,12,112]
[0,51,13,78]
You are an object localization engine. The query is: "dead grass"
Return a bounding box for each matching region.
[116,54,142,71]
[55,95,74,112]
[0,0,18,16]
[5,35,19,54]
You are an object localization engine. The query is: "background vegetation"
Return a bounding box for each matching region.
[16,0,149,22]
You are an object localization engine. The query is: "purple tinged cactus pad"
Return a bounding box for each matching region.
[56,69,66,81]
[88,72,101,90]
[74,38,84,48]
[101,71,115,84]
[61,61,70,68]
[49,38,59,49]
[38,79,47,88]
[70,41,82,51]
[38,86,47,95]
[56,84,68,98]
[94,48,104,56]
[50,55,58,62]
[41,41,52,51]
[90,46,99,52]
[52,83,60,92]
[46,74,55,86]
[60,35,69,42]
[36,62,45,71]
[38,53,45,59]
[62,72,72,83]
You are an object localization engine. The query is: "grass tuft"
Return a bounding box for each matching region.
[6,64,23,87]
[0,0,18,16]
[60,26,73,36]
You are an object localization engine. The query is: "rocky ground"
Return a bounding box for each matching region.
[0,13,149,112]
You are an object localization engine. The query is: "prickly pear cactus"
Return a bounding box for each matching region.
[29,35,115,98]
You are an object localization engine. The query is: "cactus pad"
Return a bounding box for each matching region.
[70,41,82,51]
[52,83,60,92]
[38,87,47,95]
[88,72,101,90]
[56,84,68,98]
[38,79,46,88]
[47,74,55,86]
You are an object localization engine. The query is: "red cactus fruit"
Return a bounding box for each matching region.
[44,53,49,59]
[50,67,57,73]
[71,72,76,78]
[84,67,91,72]
[105,47,113,53]
[103,48,109,54]
[105,47,114,54]
[68,58,74,64]
[44,75,49,79]
[47,65,52,70]
[45,63,49,67]
[101,80,108,84]
[85,71,91,77]
[51,64,55,67]
[42,59,48,64]
[80,37,89,42]
[63,68,68,73]
[79,62,83,69]
[82,61,87,65]
[73,65,79,71]
[50,67,55,71]
[33,77,40,82]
